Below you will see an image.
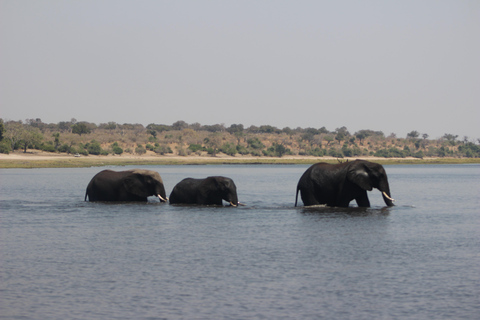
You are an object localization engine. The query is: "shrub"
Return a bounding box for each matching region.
[135,145,147,155]
[328,148,344,158]
[247,137,265,149]
[85,140,103,155]
[236,144,249,155]
[41,143,56,152]
[177,148,189,156]
[250,149,263,157]
[413,151,425,159]
[220,143,237,156]
[263,143,291,157]
[111,142,123,155]
[58,144,71,153]
[188,144,205,152]
[154,145,173,155]
[306,147,325,157]
[0,141,11,154]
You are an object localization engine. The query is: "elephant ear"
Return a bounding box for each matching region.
[218,178,231,191]
[123,175,149,197]
[347,165,373,191]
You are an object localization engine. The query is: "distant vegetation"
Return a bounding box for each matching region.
[1,118,479,158]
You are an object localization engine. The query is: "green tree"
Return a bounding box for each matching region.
[188,144,205,153]
[324,135,334,147]
[0,119,10,153]
[111,142,123,155]
[443,133,458,145]
[72,123,91,136]
[135,145,147,155]
[4,121,23,150]
[273,143,288,157]
[86,140,103,155]
[204,134,222,156]
[0,119,5,141]
[247,137,265,150]
[407,130,420,139]
[226,124,244,134]
[52,133,60,150]
[220,143,237,156]
[19,127,43,153]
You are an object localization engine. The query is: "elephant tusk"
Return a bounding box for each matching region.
[229,202,238,207]
[382,192,395,202]
[157,195,168,202]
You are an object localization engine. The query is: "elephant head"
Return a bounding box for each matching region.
[210,176,239,206]
[346,161,395,206]
[123,169,168,202]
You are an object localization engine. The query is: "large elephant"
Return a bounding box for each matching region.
[169,176,239,206]
[295,160,394,207]
[85,169,168,202]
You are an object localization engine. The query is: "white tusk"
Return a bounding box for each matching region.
[157,195,168,202]
[229,202,238,207]
[382,192,395,202]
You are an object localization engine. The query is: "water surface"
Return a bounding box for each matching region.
[1,164,479,319]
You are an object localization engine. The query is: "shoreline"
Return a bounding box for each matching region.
[1,151,479,168]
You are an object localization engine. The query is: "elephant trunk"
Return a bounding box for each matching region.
[382,191,395,206]
[227,194,239,207]
[379,179,394,206]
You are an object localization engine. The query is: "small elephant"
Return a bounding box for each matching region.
[85,169,168,202]
[169,176,239,206]
[295,160,395,207]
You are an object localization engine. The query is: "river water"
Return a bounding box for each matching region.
[0,164,479,319]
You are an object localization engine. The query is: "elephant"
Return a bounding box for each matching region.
[295,160,395,208]
[169,176,239,206]
[85,169,168,202]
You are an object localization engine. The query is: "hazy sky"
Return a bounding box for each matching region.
[1,0,479,139]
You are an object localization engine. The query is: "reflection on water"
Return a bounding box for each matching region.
[299,205,392,217]
[0,164,479,320]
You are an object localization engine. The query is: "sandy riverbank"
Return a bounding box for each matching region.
[0,150,478,168]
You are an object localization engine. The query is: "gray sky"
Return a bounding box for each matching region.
[1,0,479,139]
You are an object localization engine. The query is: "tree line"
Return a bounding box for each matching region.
[1,118,479,158]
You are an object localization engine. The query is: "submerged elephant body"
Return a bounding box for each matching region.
[169,176,239,206]
[85,169,168,202]
[295,160,394,208]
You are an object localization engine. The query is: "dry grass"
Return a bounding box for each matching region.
[1,152,479,169]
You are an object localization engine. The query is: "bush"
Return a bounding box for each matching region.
[73,147,88,156]
[58,144,71,153]
[85,140,103,155]
[304,148,325,157]
[247,137,265,149]
[135,145,147,155]
[111,142,123,155]
[154,145,173,155]
[220,143,237,156]
[328,148,344,158]
[177,148,189,156]
[250,149,263,157]
[374,147,407,158]
[413,151,425,159]
[263,143,291,157]
[188,144,205,152]
[236,144,249,155]
[41,143,56,152]
[0,141,11,154]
